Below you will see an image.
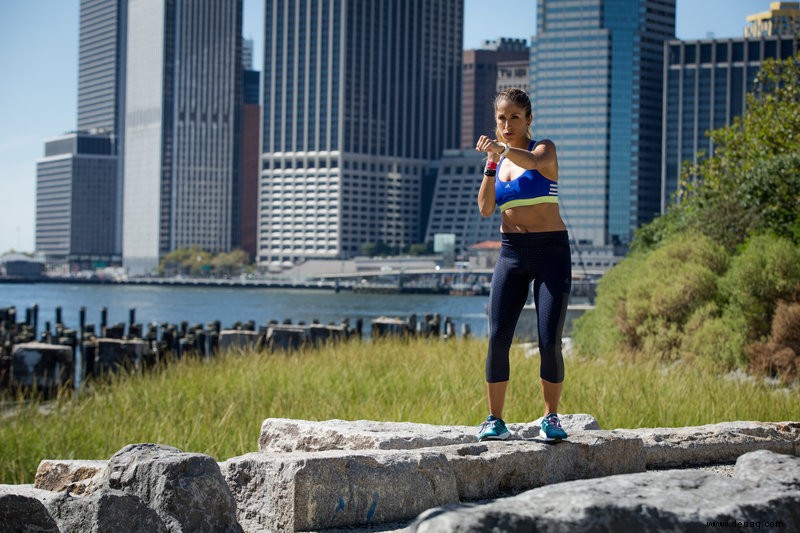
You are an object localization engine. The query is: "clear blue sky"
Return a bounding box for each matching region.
[0,0,776,254]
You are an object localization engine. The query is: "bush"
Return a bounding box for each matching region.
[573,232,727,360]
[747,300,800,381]
[719,233,800,343]
[681,302,748,369]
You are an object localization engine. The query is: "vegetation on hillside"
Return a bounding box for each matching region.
[573,54,800,381]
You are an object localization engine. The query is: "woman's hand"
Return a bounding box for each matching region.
[476,135,502,162]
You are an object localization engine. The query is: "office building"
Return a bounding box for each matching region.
[123,0,242,276]
[424,150,501,255]
[745,1,800,37]
[35,134,120,268]
[240,67,261,260]
[530,0,676,248]
[661,35,799,209]
[259,0,462,264]
[462,38,529,150]
[35,0,126,268]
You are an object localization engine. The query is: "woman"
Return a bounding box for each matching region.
[474,88,571,442]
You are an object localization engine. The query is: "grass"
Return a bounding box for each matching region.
[2,336,798,484]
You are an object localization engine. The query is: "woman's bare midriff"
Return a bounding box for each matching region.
[500,203,567,233]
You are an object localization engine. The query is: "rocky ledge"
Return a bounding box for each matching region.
[1,417,798,532]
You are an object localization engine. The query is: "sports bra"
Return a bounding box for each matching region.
[495,140,558,212]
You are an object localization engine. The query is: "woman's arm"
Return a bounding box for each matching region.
[486,138,559,180]
[477,170,497,217]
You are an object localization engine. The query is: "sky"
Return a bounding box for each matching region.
[0,0,777,254]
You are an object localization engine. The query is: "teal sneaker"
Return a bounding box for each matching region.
[539,413,568,441]
[477,415,510,441]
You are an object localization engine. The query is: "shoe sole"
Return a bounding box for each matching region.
[478,432,511,442]
[538,430,566,441]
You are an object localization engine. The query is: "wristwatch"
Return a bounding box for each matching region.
[499,142,510,157]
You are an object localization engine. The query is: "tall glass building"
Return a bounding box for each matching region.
[661,35,799,209]
[259,0,462,265]
[530,0,675,248]
[35,0,127,268]
[123,0,242,276]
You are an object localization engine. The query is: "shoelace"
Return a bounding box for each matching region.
[478,419,497,433]
[545,415,563,429]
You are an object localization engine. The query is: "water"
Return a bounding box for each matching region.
[0,283,491,337]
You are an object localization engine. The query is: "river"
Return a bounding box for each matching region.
[0,282,493,337]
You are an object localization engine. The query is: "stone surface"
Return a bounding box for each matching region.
[621,420,800,467]
[408,450,800,532]
[227,429,642,532]
[35,459,107,495]
[10,342,73,388]
[0,485,59,532]
[218,330,262,352]
[221,448,458,533]
[258,414,601,453]
[100,443,243,533]
[44,488,168,533]
[444,431,644,502]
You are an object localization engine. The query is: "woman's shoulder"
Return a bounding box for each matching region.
[531,138,556,151]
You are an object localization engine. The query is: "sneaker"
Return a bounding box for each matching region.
[477,415,510,441]
[539,413,568,440]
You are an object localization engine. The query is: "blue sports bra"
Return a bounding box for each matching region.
[495,140,558,212]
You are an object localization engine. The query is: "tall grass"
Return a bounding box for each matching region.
[2,337,797,484]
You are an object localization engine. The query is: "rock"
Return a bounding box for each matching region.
[100,443,242,533]
[44,488,168,533]
[734,449,800,490]
[621,420,800,467]
[0,485,59,532]
[94,338,150,375]
[227,429,641,531]
[220,448,459,532]
[258,414,601,453]
[35,459,107,495]
[444,431,644,502]
[408,450,800,532]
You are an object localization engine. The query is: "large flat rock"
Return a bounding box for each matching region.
[223,430,643,532]
[258,414,601,453]
[619,420,800,467]
[408,450,800,532]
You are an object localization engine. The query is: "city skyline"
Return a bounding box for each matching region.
[0,0,778,254]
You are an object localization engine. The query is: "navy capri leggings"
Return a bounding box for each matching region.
[486,231,571,384]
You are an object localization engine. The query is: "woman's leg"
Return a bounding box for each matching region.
[532,242,571,417]
[486,246,531,419]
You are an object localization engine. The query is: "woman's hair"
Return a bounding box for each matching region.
[494,88,532,143]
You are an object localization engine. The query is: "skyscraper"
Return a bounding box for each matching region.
[530,0,675,248]
[461,38,529,150]
[35,0,126,268]
[661,35,799,209]
[745,1,800,37]
[123,0,242,276]
[259,0,462,265]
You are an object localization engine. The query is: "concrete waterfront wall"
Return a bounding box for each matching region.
[1,417,798,532]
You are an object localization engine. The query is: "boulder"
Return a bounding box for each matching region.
[220,448,459,532]
[100,443,242,533]
[408,450,800,532]
[258,414,601,453]
[621,420,800,467]
[35,459,107,495]
[0,485,59,532]
[44,488,168,533]
[225,429,642,532]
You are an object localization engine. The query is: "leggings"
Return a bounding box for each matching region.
[486,231,571,384]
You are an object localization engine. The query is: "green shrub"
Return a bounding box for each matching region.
[719,233,800,342]
[681,302,748,368]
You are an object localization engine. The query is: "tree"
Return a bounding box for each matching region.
[633,53,800,252]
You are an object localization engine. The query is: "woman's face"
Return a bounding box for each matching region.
[495,98,531,145]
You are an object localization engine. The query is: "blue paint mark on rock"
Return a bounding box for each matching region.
[366,492,379,523]
[334,497,345,515]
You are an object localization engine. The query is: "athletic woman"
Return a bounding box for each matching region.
[475,88,571,441]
